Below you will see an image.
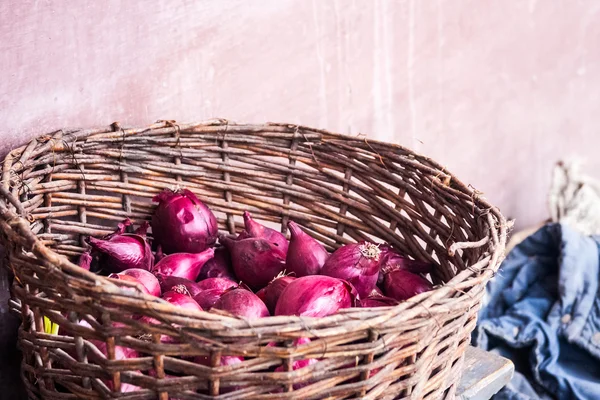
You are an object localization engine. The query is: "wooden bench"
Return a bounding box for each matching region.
[456,346,514,400]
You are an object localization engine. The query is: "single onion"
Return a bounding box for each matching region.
[78,251,92,271]
[152,248,214,281]
[380,245,434,275]
[151,188,218,254]
[320,242,382,298]
[243,211,289,254]
[109,268,161,297]
[87,220,153,273]
[259,274,296,314]
[158,275,202,297]
[212,288,269,319]
[220,236,286,291]
[275,276,356,317]
[383,269,433,301]
[197,246,236,281]
[286,221,328,277]
[197,277,238,291]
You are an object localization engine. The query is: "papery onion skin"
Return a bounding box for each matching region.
[158,275,202,297]
[320,242,382,298]
[260,275,296,314]
[110,268,161,297]
[197,246,236,281]
[152,248,214,281]
[87,220,154,273]
[212,288,269,319]
[220,236,286,291]
[274,276,356,317]
[358,295,399,308]
[383,269,433,301]
[151,188,218,254]
[196,277,238,292]
[286,221,328,277]
[243,211,289,254]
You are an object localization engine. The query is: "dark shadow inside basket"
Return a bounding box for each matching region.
[5,123,503,399]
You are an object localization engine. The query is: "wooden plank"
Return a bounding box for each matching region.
[456,346,514,400]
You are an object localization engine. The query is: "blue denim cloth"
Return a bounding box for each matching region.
[475,223,600,399]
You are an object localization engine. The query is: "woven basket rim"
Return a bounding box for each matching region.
[0,119,508,327]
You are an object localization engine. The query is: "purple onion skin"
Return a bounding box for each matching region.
[286,221,328,277]
[220,236,286,291]
[212,288,270,319]
[196,277,238,292]
[78,251,92,271]
[261,276,296,314]
[197,246,236,281]
[108,272,151,295]
[379,245,434,275]
[152,248,215,281]
[358,295,399,308]
[275,276,356,317]
[87,220,154,273]
[320,242,382,298]
[162,290,204,311]
[151,189,218,254]
[383,269,433,301]
[194,355,244,394]
[111,268,161,297]
[243,211,289,255]
[158,275,202,297]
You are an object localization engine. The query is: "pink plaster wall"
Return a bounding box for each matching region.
[2,0,600,230]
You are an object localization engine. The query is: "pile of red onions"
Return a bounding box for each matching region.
[77,187,438,390]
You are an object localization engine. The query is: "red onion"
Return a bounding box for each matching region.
[109,268,161,297]
[197,277,238,291]
[162,290,203,311]
[383,269,433,301]
[78,251,92,271]
[87,220,153,273]
[320,242,382,298]
[286,221,328,277]
[275,276,356,317]
[220,236,286,291]
[197,247,235,280]
[212,288,269,319]
[151,188,218,254]
[243,211,289,254]
[158,275,202,297]
[370,286,384,296]
[259,274,296,314]
[380,246,434,275]
[152,248,214,281]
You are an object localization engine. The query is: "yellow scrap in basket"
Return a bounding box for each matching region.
[43,316,59,335]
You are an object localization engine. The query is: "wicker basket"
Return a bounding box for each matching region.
[0,120,507,400]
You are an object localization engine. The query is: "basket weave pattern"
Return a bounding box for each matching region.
[0,120,507,399]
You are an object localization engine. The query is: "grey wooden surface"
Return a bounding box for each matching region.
[456,346,514,400]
